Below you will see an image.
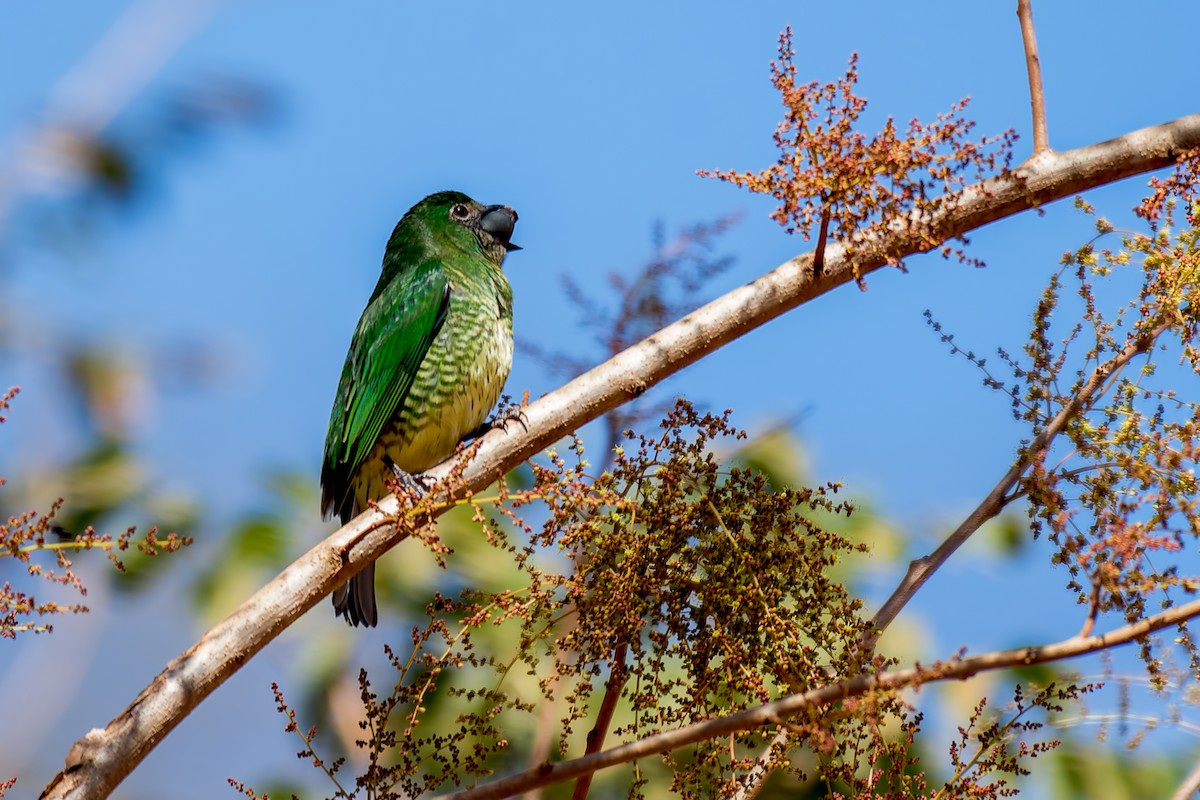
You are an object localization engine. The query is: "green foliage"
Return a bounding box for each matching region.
[192,470,317,624]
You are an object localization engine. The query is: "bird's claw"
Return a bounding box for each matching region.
[382,455,431,500]
[493,398,529,432]
[462,396,529,442]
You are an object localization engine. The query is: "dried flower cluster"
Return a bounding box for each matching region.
[942,683,1096,800]
[241,404,944,797]
[1136,146,1200,230]
[926,193,1200,690]
[414,403,877,794]
[1025,203,1200,674]
[699,28,1017,273]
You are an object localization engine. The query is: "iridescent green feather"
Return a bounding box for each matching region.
[320,259,449,523]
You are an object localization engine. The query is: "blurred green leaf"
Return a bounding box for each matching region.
[190,469,319,624]
[980,512,1028,556]
[734,427,808,490]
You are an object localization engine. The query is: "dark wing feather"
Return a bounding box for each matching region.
[320,260,450,522]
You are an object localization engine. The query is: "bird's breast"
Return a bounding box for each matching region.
[354,278,513,507]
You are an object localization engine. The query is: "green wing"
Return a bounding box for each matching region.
[321,260,450,521]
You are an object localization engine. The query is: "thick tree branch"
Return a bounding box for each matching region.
[40,113,1200,799]
[436,594,1200,800]
[1017,0,1050,154]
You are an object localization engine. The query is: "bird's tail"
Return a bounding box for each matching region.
[333,561,378,627]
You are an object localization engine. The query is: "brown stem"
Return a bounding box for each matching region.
[40,115,1200,800]
[813,204,831,277]
[570,642,629,800]
[436,593,1200,800]
[1078,581,1102,638]
[1017,0,1050,154]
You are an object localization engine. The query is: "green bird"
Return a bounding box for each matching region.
[321,190,519,627]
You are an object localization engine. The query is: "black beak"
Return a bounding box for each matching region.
[480,204,521,252]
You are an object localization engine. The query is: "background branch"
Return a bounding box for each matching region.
[1170,757,1200,800]
[731,728,789,800]
[0,0,215,229]
[40,113,1200,800]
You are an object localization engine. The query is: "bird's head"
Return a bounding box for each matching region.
[416,190,520,266]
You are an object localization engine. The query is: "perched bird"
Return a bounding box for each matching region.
[321,190,519,626]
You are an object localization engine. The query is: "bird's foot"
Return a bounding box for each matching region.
[382,456,431,500]
[463,395,529,442]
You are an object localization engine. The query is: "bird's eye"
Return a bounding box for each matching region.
[450,203,470,221]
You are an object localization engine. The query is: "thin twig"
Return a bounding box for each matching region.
[865,325,1167,646]
[812,205,832,277]
[1078,581,1102,639]
[436,593,1200,800]
[1016,0,1050,155]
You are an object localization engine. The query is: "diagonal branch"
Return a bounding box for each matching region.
[866,324,1168,643]
[435,593,1200,800]
[39,113,1200,800]
[731,728,789,800]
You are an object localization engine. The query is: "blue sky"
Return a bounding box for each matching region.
[2,1,1199,797]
